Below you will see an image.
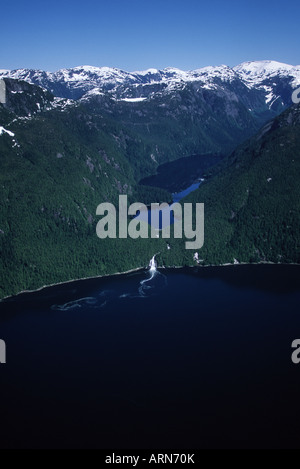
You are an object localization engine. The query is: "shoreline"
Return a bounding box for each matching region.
[0,266,145,302]
[1,261,300,302]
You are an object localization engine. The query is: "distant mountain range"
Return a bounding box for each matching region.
[1,60,300,164]
[1,60,300,107]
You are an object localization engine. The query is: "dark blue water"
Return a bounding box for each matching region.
[137,181,201,228]
[172,182,201,202]
[0,265,300,449]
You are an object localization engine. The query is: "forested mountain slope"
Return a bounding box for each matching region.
[160,104,300,267]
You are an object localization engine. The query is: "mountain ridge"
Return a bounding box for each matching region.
[1,60,299,104]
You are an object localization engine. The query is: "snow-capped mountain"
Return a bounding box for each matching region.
[233,60,300,109]
[0,61,300,99]
[0,64,239,100]
[1,60,300,162]
[1,60,299,105]
[234,60,300,87]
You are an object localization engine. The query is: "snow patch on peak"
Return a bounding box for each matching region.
[74,65,114,73]
[164,67,187,74]
[234,60,300,87]
[234,60,294,74]
[73,65,127,76]
[83,88,105,97]
[133,68,160,75]
[196,64,230,72]
[53,66,136,85]
[195,64,236,78]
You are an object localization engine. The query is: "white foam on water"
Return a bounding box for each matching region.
[51,297,97,311]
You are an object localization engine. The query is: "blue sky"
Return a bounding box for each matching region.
[1,0,299,71]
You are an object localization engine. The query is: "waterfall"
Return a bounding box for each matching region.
[118,254,166,299]
[138,255,157,297]
[149,255,157,272]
